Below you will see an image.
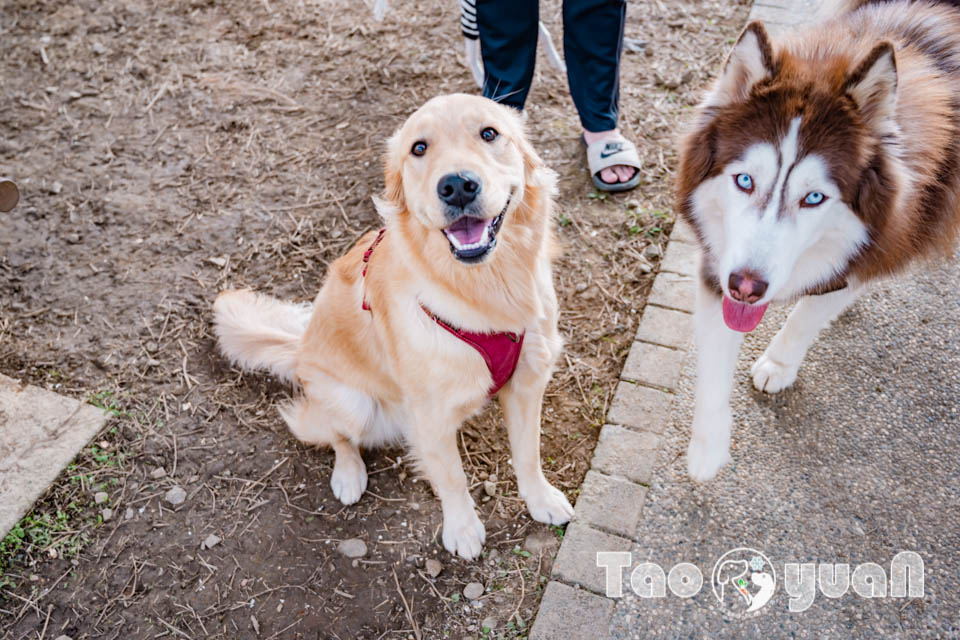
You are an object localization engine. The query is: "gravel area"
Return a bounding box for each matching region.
[609,256,960,638]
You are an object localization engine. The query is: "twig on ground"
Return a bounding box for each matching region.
[392,567,421,640]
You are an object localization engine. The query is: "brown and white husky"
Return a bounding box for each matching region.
[676,0,960,481]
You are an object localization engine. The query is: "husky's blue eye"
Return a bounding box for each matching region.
[803,191,825,207]
[735,173,754,192]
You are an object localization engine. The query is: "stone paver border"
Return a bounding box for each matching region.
[0,374,109,538]
[529,3,810,635]
[530,218,698,637]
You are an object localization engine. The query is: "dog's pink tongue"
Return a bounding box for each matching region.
[445,217,488,245]
[722,297,768,333]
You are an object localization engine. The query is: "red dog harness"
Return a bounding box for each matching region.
[361,228,524,396]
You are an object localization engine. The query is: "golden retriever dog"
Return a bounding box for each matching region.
[213,93,573,559]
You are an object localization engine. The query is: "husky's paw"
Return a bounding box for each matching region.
[442,508,486,560]
[331,457,368,506]
[524,483,574,525]
[686,437,731,483]
[751,352,799,394]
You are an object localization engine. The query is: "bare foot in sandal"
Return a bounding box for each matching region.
[583,129,641,192]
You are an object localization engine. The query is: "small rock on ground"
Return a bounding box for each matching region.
[463,582,484,600]
[481,616,497,632]
[150,467,167,479]
[643,244,662,261]
[164,486,186,506]
[202,534,221,549]
[101,508,113,522]
[425,558,442,578]
[523,530,560,555]
[483,480,496,497]
[94,491,108,504]
[337,538,367,558]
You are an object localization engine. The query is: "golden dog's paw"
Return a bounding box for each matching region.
[525,484,574,525]
[330,458,368,506]
[442,509,486,560]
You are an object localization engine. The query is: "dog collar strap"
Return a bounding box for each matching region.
[359,227,524,396]
[361,227,387,311]
[421,305,524,397]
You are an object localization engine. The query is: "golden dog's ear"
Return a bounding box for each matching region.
[373,131,405,219]
[514,123,558,196]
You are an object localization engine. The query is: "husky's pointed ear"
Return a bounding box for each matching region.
[709,22,776,107]
[373,130,405,219]
[845,42,897,126]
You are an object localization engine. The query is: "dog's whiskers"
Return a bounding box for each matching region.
[491,87,523,104]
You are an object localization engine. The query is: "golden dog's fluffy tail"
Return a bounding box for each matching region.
[212,289,312,383]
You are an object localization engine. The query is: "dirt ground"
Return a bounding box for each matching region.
[0,0,748,638]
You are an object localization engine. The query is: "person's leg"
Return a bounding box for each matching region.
[564,0,624,133]
[476,0,539,109]
[564,0,636,184]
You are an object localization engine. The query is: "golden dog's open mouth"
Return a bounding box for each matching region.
[441,192,511,263]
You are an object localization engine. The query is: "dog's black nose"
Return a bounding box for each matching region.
[728,271,769,304]
[437,172,481,208]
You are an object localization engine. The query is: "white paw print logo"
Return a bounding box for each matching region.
[711,548,777,619]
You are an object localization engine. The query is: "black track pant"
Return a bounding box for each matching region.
[475,0,627,132]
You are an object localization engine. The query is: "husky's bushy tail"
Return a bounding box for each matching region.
[212,289,313,384]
